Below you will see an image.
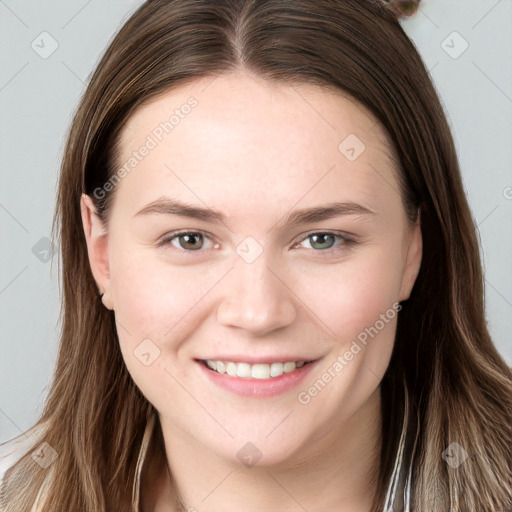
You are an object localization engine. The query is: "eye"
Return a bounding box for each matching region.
[294,231,355,254]
[157,230,355,256]
[158,230,217,252]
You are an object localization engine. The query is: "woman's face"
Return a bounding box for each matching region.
[81,70,422,467]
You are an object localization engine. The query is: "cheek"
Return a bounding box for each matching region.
[287,251,403,427]
[109,246,217,333]
[108,249,219,403]
[107,243,236,394]
[296,247,403,340]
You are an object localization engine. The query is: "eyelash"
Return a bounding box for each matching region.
[157,229,356,256]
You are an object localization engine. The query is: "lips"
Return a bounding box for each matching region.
[196,357,319,397]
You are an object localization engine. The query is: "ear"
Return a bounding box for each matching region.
[80,194,114,310]
[398,212,422,302]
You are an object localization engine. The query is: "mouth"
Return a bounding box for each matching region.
[198,358,317,380]
[195,357,320,398]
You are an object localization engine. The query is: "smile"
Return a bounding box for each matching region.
[202,359,312,379]
[196,357,319,397]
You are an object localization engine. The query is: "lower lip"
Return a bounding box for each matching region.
[195,360,318,398]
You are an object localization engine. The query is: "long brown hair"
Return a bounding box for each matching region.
[1,1,510,511]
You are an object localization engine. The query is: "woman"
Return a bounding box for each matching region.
[1,1,510,511]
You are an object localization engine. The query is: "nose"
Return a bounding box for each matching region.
[216,257,297,336]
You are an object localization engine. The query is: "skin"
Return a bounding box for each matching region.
[81,69,422,512]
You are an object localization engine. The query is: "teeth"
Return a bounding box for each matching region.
[270,362,283,377]
[226,362,237,377]
[283,361,295,373]
[236,363,251,378]
[204,359,308,379]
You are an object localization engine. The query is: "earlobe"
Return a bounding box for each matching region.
[399,214,423,302]
[100,289,114,310]
[80,194,113,310]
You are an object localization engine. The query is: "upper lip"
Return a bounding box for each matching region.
[196,355,320,364]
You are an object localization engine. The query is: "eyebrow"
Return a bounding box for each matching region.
[134,197,375,228]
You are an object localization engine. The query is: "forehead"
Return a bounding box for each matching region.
[113,71,401,220]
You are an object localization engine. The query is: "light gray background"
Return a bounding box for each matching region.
[1,0,511,444]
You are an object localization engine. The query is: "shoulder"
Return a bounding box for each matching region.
[0,423,47,487]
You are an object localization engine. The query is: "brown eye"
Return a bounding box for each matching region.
[158,231,214,252]
[174,232,204,250]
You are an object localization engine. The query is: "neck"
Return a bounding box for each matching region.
[147,388,382,512]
